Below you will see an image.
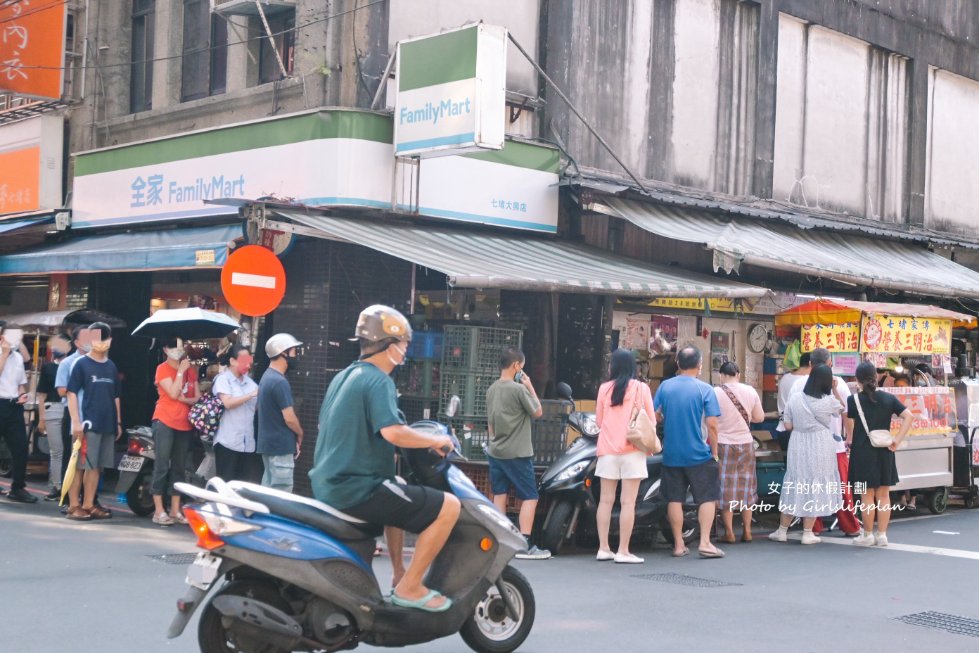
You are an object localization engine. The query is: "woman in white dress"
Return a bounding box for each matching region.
[768,364,846,545]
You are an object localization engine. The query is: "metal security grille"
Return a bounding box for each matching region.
[631,573,742,588]
[895,612,979,638]
[147,553,199,565]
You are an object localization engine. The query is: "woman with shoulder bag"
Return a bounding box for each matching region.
[846,361,914,547]
[713,362,765,543]
[593,349,656,564]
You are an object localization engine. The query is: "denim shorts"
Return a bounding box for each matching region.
[661,459,721,505]
[488,455,538,500]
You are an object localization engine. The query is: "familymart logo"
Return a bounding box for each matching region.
[399,97,473,126]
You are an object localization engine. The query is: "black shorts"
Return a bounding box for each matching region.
[662,460,721,505]
[343,480,445,534]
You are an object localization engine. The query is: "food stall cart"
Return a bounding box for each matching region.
[774,299,975,513]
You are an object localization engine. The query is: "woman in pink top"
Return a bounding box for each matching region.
[594,349,655,564]
[713,361,765,543]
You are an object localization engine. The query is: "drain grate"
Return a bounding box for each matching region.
[895,612,979,638]
[147,553,199,565]
[631,573,742,588]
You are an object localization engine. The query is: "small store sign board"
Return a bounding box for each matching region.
[861,315,952,355]
[395,24,507,157]
[0,115,63,214]
[801,322,860,353]
[886,386,956,436]
[0,0,66,100]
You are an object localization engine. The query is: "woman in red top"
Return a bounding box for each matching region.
[594,349,656,564]
[150,337,200,526]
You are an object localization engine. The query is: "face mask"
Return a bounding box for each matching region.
[80,343,93,354]
[91,341,111,354]
[166,349,185,361]
[286,356,300,372]
[236,354,253,374]
[386,344,407,368]
[52,349,67,359]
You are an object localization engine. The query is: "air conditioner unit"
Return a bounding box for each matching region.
[211,0,295,17]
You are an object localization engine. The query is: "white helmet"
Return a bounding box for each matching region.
[265,333,303,359]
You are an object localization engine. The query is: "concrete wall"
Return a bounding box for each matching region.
[925,69,979,236]
[543,0,757,195]
[772,17,908,221]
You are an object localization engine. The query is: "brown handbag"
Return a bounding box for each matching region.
[626,383,662,455]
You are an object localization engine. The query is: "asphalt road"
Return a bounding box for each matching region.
[4,477,979,653]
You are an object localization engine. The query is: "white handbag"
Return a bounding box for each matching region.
[853,393,897,448]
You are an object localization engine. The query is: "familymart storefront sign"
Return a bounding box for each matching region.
[71,109,558,232]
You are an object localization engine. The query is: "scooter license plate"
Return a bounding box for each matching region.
[117,455,144,472]
[186,552,221,590]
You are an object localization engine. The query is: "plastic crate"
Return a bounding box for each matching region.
[442,326,523,372]
[399,396,440,423]
[407,331,443,360]
[398,360,440,398]
[439,370,498,417]
[449,416,490,461]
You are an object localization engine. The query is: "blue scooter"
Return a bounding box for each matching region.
[168,411,535,653]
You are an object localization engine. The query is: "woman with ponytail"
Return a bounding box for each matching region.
[846,361,914,547]
[593,348,655,564]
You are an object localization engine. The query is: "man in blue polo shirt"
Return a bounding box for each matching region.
[654,346,725,559]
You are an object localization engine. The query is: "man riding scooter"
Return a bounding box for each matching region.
[309,305,461,612]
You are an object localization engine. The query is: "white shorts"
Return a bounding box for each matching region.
[596,451,648,480]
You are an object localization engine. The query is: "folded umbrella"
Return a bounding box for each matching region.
[132,308,240,340]
[60,438,82,507]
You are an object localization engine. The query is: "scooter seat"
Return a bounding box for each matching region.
[227,481,383,541]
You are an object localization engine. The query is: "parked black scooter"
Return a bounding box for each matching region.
[115,426,212,516]
[538,384,699,555]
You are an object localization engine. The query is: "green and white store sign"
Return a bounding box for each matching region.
[395,24,507,157]
[72,109,558,233]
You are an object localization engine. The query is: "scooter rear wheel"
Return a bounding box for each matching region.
[198,580,291,653]
[460,565,535,653]
[125,472,155,517]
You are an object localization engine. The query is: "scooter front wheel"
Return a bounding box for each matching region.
[460,565,535,653]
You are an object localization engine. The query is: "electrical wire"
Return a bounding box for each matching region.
[5,0,388,72]
[0,0,68,25]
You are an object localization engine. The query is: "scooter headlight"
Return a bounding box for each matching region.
[476,503,521,536]
[579,415,599,437]
[555,461,589,482]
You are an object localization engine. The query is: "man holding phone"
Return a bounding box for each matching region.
[0,321,37,502]
[486,348,549,559]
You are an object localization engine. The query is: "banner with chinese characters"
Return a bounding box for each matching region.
[0,114,64,213]
[0,0,66,99]
[801,322,860,352]
[861,315,952,355]
[886,386,956,436]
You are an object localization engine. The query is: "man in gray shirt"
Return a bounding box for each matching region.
[486,348,548,559]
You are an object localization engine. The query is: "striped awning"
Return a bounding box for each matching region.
[273,211,770,299]
[597,198,979,299]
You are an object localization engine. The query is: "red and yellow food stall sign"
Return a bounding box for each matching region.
[0,146,40,213]
[861,315,952,355]
[886,386,956,436]
[0,0,66,99]
[801,322,860,352]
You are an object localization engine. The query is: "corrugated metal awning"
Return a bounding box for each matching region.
[273,211,770,299]
[597,198,979,300]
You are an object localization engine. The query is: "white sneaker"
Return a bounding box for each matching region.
[613,552,644,564]
[875,533,889,547]
[853,532,875,547]
[596,549,614,561]
[767,529,787,543]
[801,532,821,545]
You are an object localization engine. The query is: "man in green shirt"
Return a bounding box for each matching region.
[486,348,549,560]
[310,305,459,613]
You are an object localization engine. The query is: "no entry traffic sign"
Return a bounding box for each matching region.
[221,245,286,317]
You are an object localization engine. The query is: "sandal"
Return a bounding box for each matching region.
[88,505,112,520]
[390,589,453,613]
[672,547,690,558]
[170,512,188,525]
[67,507,92,521]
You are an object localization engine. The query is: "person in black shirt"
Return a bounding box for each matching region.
[845,362,913,548]
[35,333,71,501]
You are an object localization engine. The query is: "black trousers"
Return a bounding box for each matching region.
[0,400,28,491]
[214,443,263,484]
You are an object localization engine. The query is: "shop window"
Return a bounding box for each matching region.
[130,0,155,113]
[181,0,228,101]
[258,12,295,84]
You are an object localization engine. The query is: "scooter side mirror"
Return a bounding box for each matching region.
[445,395,461,418]
[556,382,574,402]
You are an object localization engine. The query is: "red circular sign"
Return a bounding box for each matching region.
[221,245,286,317]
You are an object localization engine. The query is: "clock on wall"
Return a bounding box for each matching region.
[747,323,770,353]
